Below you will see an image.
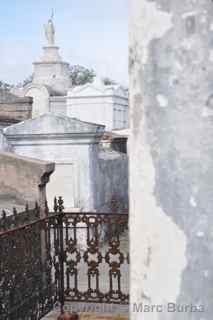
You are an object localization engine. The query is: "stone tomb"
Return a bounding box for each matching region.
[67,82,129,131]
[19,16,129,131]
[4,113,128,211]
[4,113,105,211]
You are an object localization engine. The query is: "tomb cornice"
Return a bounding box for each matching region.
[4,132,104,145]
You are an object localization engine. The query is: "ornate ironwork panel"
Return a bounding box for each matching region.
[62,213,129,304]
[0,197,129,319]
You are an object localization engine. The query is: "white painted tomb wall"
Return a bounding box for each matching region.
[49,96,67,115]
[4,113,128,212]
[67,83,129,131]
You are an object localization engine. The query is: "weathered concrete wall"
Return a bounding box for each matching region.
[130,0,213,319]
[0,152,54,212]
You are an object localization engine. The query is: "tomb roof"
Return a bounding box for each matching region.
[68,82,128,98]
[4,113,105,135]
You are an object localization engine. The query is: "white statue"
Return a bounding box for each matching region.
[44,11,55,46]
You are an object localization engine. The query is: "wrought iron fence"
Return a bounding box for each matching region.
[0,207,62,320]
[0,198,129,319]
[0,203,40,232]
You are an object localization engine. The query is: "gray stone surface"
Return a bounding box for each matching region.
[130,0,213,319]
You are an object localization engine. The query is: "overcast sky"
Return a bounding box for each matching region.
[0,0,128,86]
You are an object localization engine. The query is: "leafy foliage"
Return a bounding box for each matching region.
[0,65,118,91]
[16,74,33,88]
[22,75,33,87]
[0,81,13,91]
[69,65,96,86]
[102,77,117,86]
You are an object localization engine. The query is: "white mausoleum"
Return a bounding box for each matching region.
[4,114,128,211]
[67,82,128,131]
[20,17,128,131]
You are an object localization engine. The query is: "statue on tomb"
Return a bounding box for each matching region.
[44,10,55,46]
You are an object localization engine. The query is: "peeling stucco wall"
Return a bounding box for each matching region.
[130,0,213,319]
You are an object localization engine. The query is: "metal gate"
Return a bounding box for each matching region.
[0,198,129,319]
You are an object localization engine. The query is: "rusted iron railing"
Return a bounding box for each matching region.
[0,198,129,319]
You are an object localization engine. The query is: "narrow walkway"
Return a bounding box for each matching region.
[42,303,128,320]
[43,312,128,320]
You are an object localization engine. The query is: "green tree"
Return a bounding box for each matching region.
[69,65,96,86]
[22,74,33,87]
[102,77,117,86]
[16,74,33,88]
[0,81,13,90]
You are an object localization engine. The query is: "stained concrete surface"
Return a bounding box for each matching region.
[130,0,213,319]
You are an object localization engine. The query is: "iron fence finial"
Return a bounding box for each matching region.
[35,202,40,218]
[54,197,58,212]
[45,200,49,216]
[25,203,29,212]
[58,197,64,213]
[1,210,7,230]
